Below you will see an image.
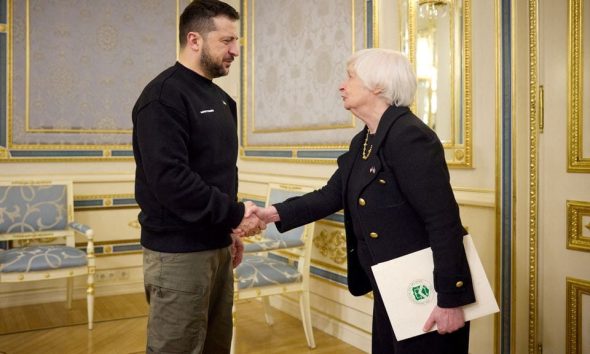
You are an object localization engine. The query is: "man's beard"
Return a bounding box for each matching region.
[201,44,230,79]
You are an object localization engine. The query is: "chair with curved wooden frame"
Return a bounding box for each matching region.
[232,183,316,351]
[0,180,95,329]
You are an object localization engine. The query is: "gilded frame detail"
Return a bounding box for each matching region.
[314,228,347,265]
[528,0,540,351]
[568,0,590,172]
[567,200,590,252]
[566,277,590,354]
[403,0,472,168]
[239,0,377,163]
[0,1,188,162]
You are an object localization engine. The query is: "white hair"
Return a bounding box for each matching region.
[347,48,417,107]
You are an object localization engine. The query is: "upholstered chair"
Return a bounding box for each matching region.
[232,184,316,352]
[0,180,95,329]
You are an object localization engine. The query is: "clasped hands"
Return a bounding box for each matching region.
[229,202,278,268]
[231,201,279,238]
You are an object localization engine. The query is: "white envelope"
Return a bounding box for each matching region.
[371,235,499,341]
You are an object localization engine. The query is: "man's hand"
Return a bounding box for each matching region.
[231,201,266,237]
[230,234,244,268]
[423,306,465,334]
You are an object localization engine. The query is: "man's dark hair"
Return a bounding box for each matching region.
[179,0,240,47]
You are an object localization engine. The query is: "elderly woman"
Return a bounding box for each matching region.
[245,48,475,353]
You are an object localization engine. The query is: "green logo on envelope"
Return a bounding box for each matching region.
[408,280,433,304]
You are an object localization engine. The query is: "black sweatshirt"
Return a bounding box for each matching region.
[132,62,244,253]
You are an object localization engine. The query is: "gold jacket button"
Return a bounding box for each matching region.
[369,232,379,239]
[378,179,386,184]
[456,281,464,288]
[358,198,366,206]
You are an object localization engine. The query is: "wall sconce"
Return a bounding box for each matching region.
[418,0,451,19]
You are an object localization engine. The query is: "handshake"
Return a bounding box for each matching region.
[231,201,280,237]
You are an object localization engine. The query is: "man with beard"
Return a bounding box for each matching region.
[132,1,264,352]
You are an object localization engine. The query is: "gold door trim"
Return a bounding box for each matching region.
[566,277,590,354]
[528,0,540,352]
[568,0,590,172]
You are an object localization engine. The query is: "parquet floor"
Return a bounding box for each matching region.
[0,293,366,354]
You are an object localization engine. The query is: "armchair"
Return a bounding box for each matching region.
[232,183,316,351]
[0,180,95,329]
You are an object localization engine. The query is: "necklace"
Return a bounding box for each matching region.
[362,130,373,160]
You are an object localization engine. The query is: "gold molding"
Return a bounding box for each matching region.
[314,228,347,265]
[528,0,540,352]
[404,0,473,168]
[74,193,135,201]
[568,0,590,172]
[128,219,140,229]
[372,0,379,47]
[567,200,590,252]
[566,277,590,354]
[73,194,138,211]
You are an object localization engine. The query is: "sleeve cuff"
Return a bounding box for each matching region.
[434,271,476,308]
[227,202,245,229]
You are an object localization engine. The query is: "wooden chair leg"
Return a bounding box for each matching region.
[299,291,315,348]
[262,296,274,326]
[87,273,94,330]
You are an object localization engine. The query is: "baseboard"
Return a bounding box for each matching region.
[268,295,371,353]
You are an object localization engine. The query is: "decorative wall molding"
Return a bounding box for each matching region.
[240,0,376,162]
[567,200,590,252]
[1,0,189,161]
[566,277,590,354]
[567,0,590,172]
[74,194,137,209]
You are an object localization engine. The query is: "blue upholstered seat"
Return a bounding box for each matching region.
[236,254,301,289]
[243,225,305,252]
[0,245,87,273]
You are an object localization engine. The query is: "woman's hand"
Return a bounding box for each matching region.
[422,306,465,334]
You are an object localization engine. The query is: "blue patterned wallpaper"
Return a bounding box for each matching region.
[0,0,6,23]
[4,0,181,160]
[240,0,373,161]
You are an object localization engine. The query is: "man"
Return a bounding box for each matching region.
[132,1,262,352]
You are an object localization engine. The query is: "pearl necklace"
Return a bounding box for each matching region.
[362,130,373,160]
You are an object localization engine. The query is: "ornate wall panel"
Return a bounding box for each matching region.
[72,193,140,256]
[240,0,375,162]
[568,0,590,172]
[400,0,472,167]
[566,277,590,354]
[567,200,590,252]
[2,0,191,161]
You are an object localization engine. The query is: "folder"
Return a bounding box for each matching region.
[371,235,499,341]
